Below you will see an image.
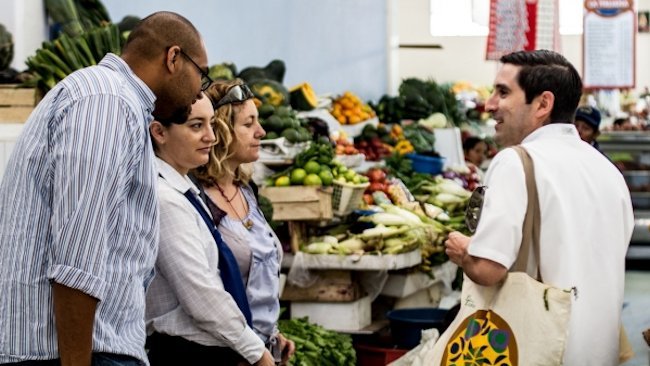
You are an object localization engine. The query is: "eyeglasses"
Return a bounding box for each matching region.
[213,84,255,109]
[465,185,486,234]
[179,49,213,92]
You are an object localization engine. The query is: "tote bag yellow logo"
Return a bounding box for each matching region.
[441,309,518,365]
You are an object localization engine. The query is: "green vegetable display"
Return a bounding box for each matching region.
[238,59,286,83]
[402,124,436,154]
[249,79,290,107]
[293,140,334,168]
[369,77,464,126]
[45,0,111,38]
[208,62,235,81]
[278,317,356,366]
[25,23,123,93]
[259,104,311,143]
[45,0,85,37]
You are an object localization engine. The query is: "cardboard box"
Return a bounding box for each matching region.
[281,270,362,302]
[0,85,38,124]
[259,186,333,221]
[290,295,371,331]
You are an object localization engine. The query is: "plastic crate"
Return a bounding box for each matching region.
[331,180,369,216]
[406,154,445,175]
[386,307,449,349]
[355,343,408,366]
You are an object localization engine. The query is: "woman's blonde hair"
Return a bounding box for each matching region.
[191,79,253,187]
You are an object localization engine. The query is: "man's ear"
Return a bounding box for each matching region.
[535,91,555,122]
[150,121,166,146]
[164,45,181,73]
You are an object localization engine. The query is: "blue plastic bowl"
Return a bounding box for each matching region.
[406,154,445,175]
[386,307,449,349]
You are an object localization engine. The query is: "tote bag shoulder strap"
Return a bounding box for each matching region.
[510,145,542,280]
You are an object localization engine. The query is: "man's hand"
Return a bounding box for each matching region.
[277,332,295,365]
[445,231,471,267]
[253,350,275,366]
[445,231,508,286]
[52,283,98,366]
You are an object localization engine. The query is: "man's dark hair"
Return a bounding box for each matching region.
[500,50,582,124]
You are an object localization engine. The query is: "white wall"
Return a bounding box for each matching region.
[101,0,390,102]
[396,1,650,92]
[0,0,47,71]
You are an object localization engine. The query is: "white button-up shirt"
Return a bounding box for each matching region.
[145,158,265,364]
[469,123,633,365]
[0,54,158,364]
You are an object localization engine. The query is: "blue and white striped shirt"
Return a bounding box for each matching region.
[0,54,158,364]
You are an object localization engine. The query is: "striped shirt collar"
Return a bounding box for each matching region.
[99,53,156,117]
[155,157,201,196]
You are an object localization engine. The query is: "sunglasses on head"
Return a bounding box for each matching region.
[212,84,255,109]
[465,185,486,234]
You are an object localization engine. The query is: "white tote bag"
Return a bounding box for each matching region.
[423,146,574,366]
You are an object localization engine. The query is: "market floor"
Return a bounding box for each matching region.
[621,269,650,366]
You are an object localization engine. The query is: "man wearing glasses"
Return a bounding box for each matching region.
[0,11,209,366]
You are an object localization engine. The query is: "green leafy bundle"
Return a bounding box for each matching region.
[278,317,356,366]
[25,23,123,93]
[46,0,111,38]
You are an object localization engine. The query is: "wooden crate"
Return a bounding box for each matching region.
[0,85,39,124]
[259,186,333,221]
[281,270,362,302]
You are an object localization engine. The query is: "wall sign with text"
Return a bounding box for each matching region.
[583,0,636,89]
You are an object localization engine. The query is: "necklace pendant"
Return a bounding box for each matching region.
[243,219,254,230]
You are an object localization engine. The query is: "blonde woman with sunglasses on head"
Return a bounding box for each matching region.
[145,93,276,366]
[190,79,295,366]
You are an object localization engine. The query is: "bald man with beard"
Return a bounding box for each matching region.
[0,11,210,366]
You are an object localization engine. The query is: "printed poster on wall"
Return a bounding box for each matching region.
[486,0,560,60]
[583,0,636,89]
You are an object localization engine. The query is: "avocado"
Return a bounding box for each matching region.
[281,128,300,143]
[266,115,284,132]
[258,104,275,119]
[275,106,292,118]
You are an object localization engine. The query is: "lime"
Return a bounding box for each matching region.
[290,168,307,185]
[303,173,323,186]
[304,161,321,175]
[344,170,357,182]
[318,170,334,186]
[319,164,332,172]
[274,176,291,187]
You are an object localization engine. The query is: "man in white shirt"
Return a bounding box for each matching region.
[445,50,634,365]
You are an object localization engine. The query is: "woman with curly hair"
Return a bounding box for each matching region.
[191,79,294,365]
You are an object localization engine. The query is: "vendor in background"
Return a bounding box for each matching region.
[145,95,276,366]
[574,105,603,152]
[191,79,295,365]
[463,136,488,180]
[463,136,488,168]
[613,117,634,131]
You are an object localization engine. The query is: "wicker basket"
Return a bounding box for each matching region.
[332,180,369,216]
